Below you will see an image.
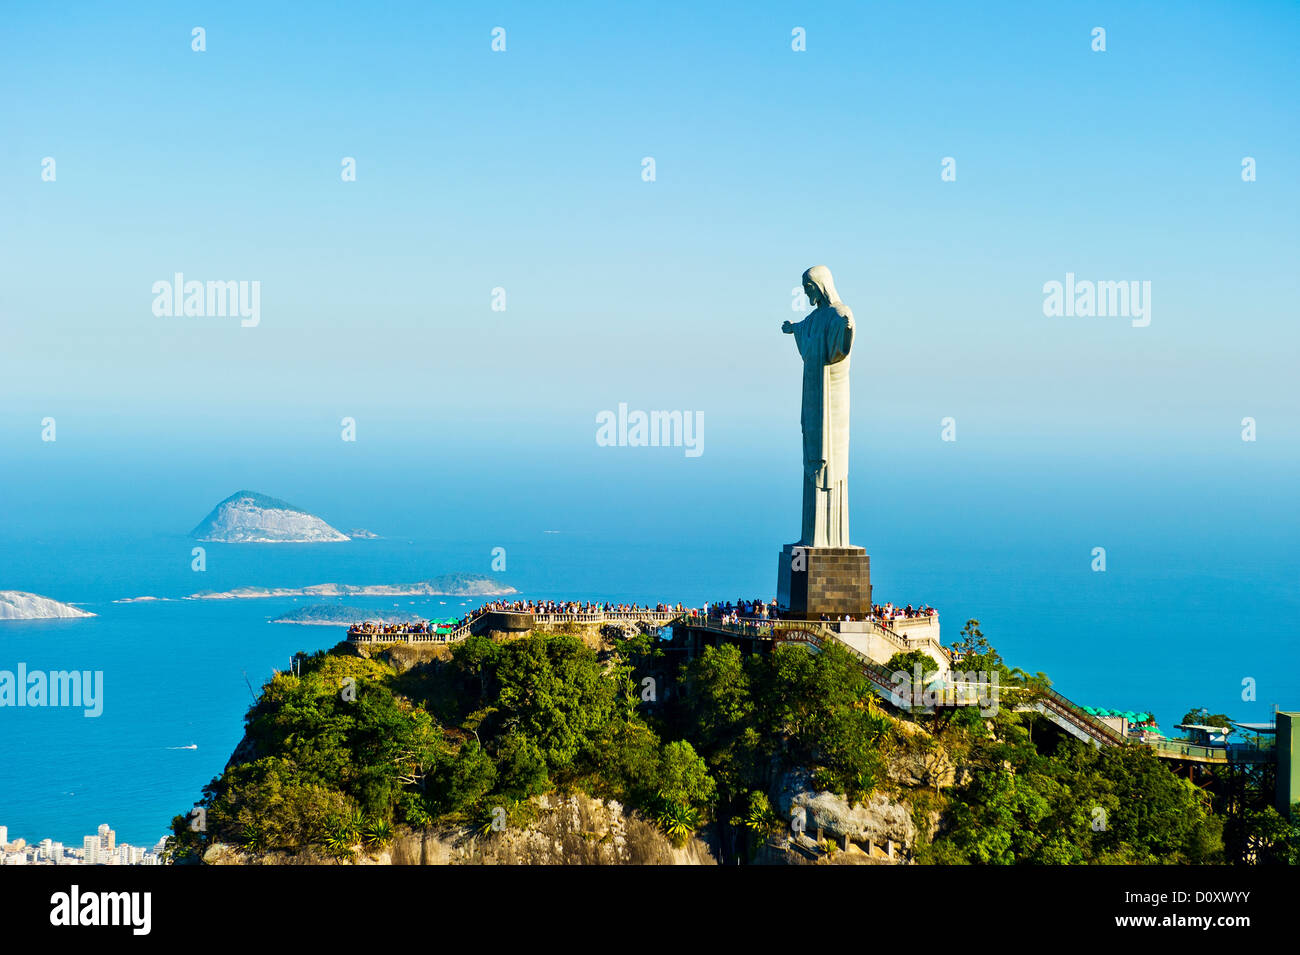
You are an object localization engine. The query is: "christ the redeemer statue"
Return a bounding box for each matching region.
[782,265,854,548]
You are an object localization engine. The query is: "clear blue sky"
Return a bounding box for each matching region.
[1,0,1297,498]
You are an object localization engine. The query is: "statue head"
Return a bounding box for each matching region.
[802,265,840,308]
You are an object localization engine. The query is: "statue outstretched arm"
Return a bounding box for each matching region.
[781,320,796,334]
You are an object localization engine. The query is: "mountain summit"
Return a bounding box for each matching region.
[190,490,349,543]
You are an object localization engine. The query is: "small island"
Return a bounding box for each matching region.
[272,605,428,627]
[188,573,517,601]
[0,591,95,621]
[191,490,349,543]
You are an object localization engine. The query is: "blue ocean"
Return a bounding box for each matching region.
[1,446,1297,849]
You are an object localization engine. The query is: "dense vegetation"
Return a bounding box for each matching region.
[167,621,1297,864]
[169,632,716,859]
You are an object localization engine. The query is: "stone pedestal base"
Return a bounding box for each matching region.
[777,545,871,619]
[481,611,534,633]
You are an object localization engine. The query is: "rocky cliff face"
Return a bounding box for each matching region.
[764,722,949,865]
[201,792,717,865]
[190,490,349,543]
[773,768,922,862]
[394,794,716,865]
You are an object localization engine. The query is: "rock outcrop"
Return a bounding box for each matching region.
[190,490,349,543]
[771,768,931,864]
[0,591,94,620]
[200,792,716,865]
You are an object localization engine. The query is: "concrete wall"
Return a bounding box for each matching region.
[1099,716,1129,738]
[480,611,534,632]
[836,629,902,666]
[890,615,941,645]
[836,623,949,678]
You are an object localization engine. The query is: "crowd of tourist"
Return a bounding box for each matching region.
[347,620,457,638]
[347,597,940,639]
[874,602,937,621]
[694,599,937,626]
[476,599,686,616]
[699,598,778,624]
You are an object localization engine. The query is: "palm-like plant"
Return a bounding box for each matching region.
[322,830,355,860]
[342,809,365,841]
[322,813,362,860]
[364,819,393,848]
[477,802,514,836]
[744,791,778,836]
[241,823,265,852]
[655,801,700,847]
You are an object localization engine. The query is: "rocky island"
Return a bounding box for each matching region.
[272,605,429,626]
[190,490,350,543]
[0,591,95,620]
[188,573,516,601]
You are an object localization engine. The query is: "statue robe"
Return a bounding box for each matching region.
[792,302,854,547]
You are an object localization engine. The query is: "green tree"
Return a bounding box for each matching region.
[656,740,716,812]
[494,634,616,770]
[1179,707,1233,732]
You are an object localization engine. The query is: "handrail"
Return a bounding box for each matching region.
[686,613,1273,755]
[686,614,911,651]
[681,616,908,702]
[1034,686,1127,746]
[1145,740,1223,760]
[864,619,909,652]
[694,619,1114,735]
[347,607,681,645]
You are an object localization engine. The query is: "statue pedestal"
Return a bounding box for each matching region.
[777,545,871,620]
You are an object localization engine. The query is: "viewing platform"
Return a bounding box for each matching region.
[346,607,680,645]
[1143,738,1275,765]
[834,613,945,669]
